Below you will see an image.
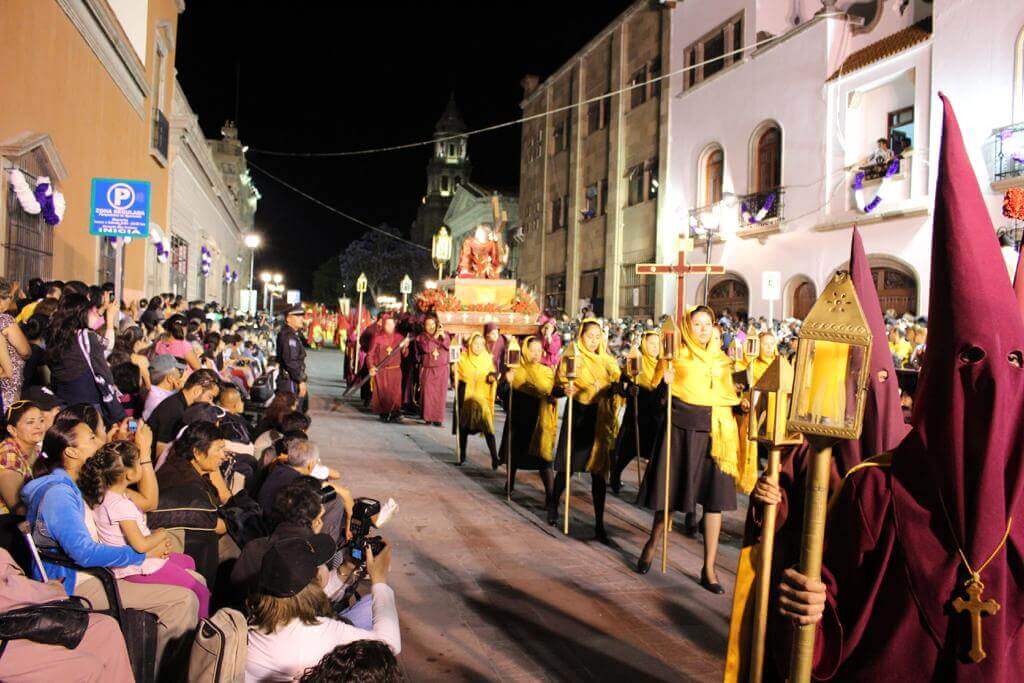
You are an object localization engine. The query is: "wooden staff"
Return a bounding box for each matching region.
[750,446,782,683]
[505,338,521,502]
[451,334,462,465]
[562,342,577,536]
[659,320,677,574]
[632,390,643,486]
[788,440,833,683]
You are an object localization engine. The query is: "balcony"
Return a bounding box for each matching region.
[151,108,169,164]
[688,188,786,242]
[991,122,1024,191]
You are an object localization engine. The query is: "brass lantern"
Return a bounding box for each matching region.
[744,335,760,360]
[748,355,803,446]
[660,317,678,361]
[449,336,462,365]
[432,227,452,279]
[786,271,873,440]
[356,272,368,294]
[563,340,577,380]
[625,342,642,378]
[505,336,522,368]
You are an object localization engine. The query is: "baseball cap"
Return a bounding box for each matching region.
[258,534,336,597]
[150,354,186,378]
[284,306,306,317]
[20,386,63,411]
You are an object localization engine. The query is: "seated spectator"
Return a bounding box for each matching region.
[255,410,311,467]
[0,401,45,516]
[299,640,405,683]
[113,325,152,390]
[147,368,221,461]
[254,391,300,439]
[111,361,143,418]
[81,438,211,618]
[245,538,400,681]
[150,421,232,584]
[0,547,135,681]
[257,438,324,511]
[21,386,62,431]
[142,354,185,421]
[140,296,163,332]
[218,385,253,444]
[155,314,200,371]
[21,413,197,672]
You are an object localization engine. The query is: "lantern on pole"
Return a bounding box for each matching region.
[786,271,873,683]
[400,274,413,312]
[354,272,368,361]
[657,317,677,572]
[432,227,452,280]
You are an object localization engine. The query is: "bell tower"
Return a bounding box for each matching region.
[413,94,472,245]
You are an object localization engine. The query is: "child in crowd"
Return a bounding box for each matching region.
[79,439,211,618]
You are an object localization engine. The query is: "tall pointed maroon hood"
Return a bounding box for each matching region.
[841,226,909,471]
[891,94,1024,674]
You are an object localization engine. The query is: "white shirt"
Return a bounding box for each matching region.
[142,385,175,421]
[244,583,400,682]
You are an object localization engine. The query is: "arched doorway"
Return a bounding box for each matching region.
[872,266,917,316]
[708,277,749,317]
[792,280,816,319]
[755,125,782,193]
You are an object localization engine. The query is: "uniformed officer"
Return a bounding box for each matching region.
[276,305,308,411]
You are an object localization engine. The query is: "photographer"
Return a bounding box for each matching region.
[245,537,400,682]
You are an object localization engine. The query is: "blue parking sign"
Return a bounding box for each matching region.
[90,178,150,238]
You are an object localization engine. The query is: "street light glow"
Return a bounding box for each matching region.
[273,273,283,284]
[260,272,272,283]
[244,233,262,249]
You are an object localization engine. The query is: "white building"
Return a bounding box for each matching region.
[164,81,253,305]
[660,0,1024,320]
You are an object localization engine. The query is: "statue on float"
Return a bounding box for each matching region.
[457,196,509,279]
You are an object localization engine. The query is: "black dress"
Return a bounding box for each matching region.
[499,386,553,471]
[612,381,666,472]
[554,399,600,474]
[637,397,737,513]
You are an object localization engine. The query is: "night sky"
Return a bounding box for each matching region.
[175,2,630,294]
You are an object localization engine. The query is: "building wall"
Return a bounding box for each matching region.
[517,0,668,317]
[0,0,183,300]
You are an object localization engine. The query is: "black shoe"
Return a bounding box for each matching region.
[683,519,698,538]
[490,454,500,471]
[432,421,442,427]
[546,500,558,526]
[700,569,725,594]
[636,539,655,574]
[609,473,622,496]
[390,414,404,424]
[594,526,610,545]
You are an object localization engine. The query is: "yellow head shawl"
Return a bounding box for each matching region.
[510,336,555,397]
[558,318,621,404]
[458,333,497,434]
[458,333,495,379]
[635,330,661,391]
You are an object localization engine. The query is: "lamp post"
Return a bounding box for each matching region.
[355,272,368,355]
[432,226,452,280]
[243,233,261,290]
[786,271,873,683]
[260,271,272,312]
[400,274,412,312]
[692,193,737,305]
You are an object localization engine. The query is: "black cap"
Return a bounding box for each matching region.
[284,305,306,317]
[182,402,226,426]
[258,534,336,597]
[20,386,63,411]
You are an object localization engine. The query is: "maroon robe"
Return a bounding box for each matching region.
[368,331,406,415]
[812,95,1024,681]
[416,331,450,423]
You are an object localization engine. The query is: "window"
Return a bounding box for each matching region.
[587,101,601,135]
[650,57,662,98]
[600,178,609,215]
[196,263,206,301]
[150,27,171,160]
[683,14,744,91]
[887,106,914,155]
[551,197,563,232]
[552,120,566,153]
[630,65,648,109]
[447,143,456,157]
[441,176,449,192]
[648,158,659,200]
[561,193,569,227]
[620,264,654,317]
[579,269,604,316]
[755,126,782,193]
[170,235,188,296]
[545,273,566,314]
[702,147,724,206]
[627,165,644,206]
[584,183,598,219]
[4,159,54,285]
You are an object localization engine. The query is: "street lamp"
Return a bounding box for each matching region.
[243,233,261,290]
[260,271,272,312]
[400,274,413,312]
[432,226,452,280]
[691,194,737,305]
[273,272,283,285]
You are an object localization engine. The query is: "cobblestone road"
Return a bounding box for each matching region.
[305,350,745,682]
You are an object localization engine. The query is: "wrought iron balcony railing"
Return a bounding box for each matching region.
[992,122,1024,182]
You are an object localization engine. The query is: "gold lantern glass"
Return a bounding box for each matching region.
[748,356,803,445]
[505,337,522,368]
[563,341,577,379]
[661,318,678,361]
[625,343,641,378]
[356,272,368,294]
[744,335,760,359]
[449,338,462,365]
[786,272,872,439]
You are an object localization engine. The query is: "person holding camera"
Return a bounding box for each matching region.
[245,536,400,682]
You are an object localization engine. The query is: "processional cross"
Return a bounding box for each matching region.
[952,579,1000,663]
[636,233,726,322]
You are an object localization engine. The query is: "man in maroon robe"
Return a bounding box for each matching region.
[781,94,1024,680]
[416,314,450,426]
[357,316,378,408]
[731,226,909,681]
[368,315,409,423]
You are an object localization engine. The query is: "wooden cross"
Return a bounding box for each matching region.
[636,233,726,323]
[952,579,1000,663]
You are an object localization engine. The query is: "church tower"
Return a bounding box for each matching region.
[413,94,472,245]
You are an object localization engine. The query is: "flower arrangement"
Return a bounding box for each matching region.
[415,286,540,315]
[9,170,65,226]
[1003,188,1024,222]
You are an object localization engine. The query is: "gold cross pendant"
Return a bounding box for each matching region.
[952,578,1000,663]
[386,347,392,354]
[432,349,439,360]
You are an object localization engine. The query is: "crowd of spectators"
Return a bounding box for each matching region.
[0,277,404,682]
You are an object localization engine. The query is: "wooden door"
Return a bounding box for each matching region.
[792,281,815,319]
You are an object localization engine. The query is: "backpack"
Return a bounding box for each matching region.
[188,607,248,683]
[249,370,276,405]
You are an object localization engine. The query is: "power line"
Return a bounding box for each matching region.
[247,161,431,252]
[248,17,842,159]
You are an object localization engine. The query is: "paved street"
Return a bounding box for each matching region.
[305,350,745,682]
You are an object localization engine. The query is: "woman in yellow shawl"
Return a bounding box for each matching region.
[546,319,623,544]
[610,330,666,495]
[454,333,500,469]
[636,306,743,592]
[498,337,558,500]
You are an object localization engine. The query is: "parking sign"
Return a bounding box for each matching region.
[90,178,151,238]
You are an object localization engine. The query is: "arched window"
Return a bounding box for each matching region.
[708,276,749,316]
[755,126,782,193]
[700,145,724,206]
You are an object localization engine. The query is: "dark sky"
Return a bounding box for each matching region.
[175,2,630,294]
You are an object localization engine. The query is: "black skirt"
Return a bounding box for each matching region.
[638,397,737,513]
[499,389,551,471]
[613,384,665,467]
[554,400,599,474]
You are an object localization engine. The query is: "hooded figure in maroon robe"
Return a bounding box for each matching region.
[787,94,1024,681]
[416,314,450,425]
[727,226,908,682]
[368,315,408,421]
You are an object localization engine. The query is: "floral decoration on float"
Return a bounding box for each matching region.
[852,159,900,213]
[415,286,540,315]
[8,169,65,226]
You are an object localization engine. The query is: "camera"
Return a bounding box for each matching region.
[341,497,386,566]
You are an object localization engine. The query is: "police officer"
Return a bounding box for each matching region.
[276,305,308,411]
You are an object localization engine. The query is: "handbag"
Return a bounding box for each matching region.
[77,330,126,423]
[0,595,92,654]
[218,490,267,548]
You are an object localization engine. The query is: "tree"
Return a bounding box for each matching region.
[311,255,343,304]
[336,223,434,309]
